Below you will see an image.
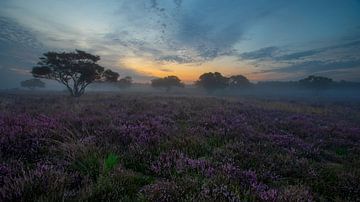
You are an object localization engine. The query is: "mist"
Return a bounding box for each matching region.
[1,1,360,201]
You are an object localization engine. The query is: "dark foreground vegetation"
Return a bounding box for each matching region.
[1,93,359,201]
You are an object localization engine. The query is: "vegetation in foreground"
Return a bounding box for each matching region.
[0,94,359,201]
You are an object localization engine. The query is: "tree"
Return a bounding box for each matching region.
[31,50,115,97]
[299,75,333,91]
[118,76,132,88]
[151,75,184,92]
[228,75,251,88]
[103,69,120,82]
[195,72,228,93]
[20,78,45,90]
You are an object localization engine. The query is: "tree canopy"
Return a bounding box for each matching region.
[196,72,229,93]
[20,78,45,90]
[151,75,184,92]
[103,69,120,82]
[228,75,251,88]
[299,75,333,90]
[118,76,133,88]
[31,50,117,97]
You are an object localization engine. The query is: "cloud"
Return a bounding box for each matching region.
[1,0,359,84]
[159,68,173,72]
[265,59,360,74]
[242,40,360,62]
[110,0,287,64]
[114,67,158,83]
[280,40,360,61]
[0,17,44,50]
[9,67,31,75]
[276,49,322,60]
[0,17,44,74]
[246,39,360,81]
[239,47,280,60]
[166,0,286,62]
[251,61,360,81]
[327,40,360,52]
[157,55,195,64]
[150,0,183,10]
[0,15,157,87]
[0,10,165,87]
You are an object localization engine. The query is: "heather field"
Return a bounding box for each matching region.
[1,93,360,201]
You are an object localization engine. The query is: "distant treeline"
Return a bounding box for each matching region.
[256,79,360,90]
[149,73,360,93]
[22,50,360,97]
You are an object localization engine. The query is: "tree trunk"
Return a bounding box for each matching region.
[72,88,84,97]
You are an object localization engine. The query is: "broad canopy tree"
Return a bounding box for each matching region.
[20,78,45,90]
[196,72,229,93]
[103,69,120,82]
[299,75,333,91]
[151,75,184,92]
[32,50,118,97]
[228,75,251,88]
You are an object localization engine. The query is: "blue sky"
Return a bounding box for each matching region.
[0,0,360,88]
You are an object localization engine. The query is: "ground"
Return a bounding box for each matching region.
[0,92,359,201]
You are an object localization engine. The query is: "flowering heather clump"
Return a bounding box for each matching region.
[140,180,181,201]
[279,185,314,201]
[0,93,359,201]
[199,184,241,202]
[0,162,67,201]
[151,150,215,178]
[0,113,60,162]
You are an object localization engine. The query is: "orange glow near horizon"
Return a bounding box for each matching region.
[118,56,262,83]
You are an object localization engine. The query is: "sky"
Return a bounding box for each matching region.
[0,0,360,88]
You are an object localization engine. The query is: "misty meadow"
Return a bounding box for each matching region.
[1,93,360,201]
[1,0,360,201]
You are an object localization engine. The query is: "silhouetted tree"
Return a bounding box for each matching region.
[32,50,114,97]
[103,69,120,82]
[228,75,251,88]
[299,75,333,91]
[20,78,45,90]
[196,72,228,93]
[151,75,184,92]
[118,76,133,88]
